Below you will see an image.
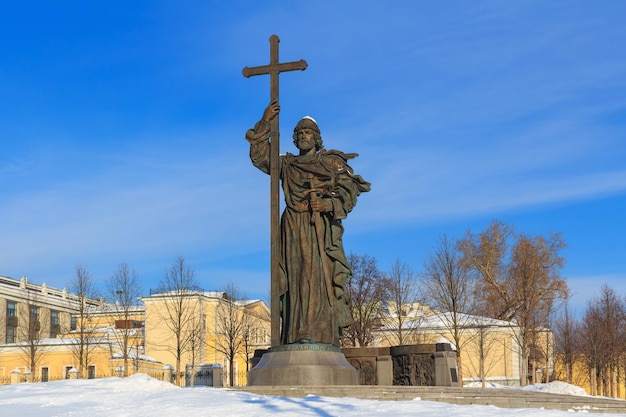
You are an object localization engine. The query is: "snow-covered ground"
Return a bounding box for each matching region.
[0,374,623,417]
[465,380,590,397]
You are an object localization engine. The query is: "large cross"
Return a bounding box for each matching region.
[242,35,307,347]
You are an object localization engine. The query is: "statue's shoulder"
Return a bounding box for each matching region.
[282,152,297,161]
[319,149,359,174]
[320,149,359,162]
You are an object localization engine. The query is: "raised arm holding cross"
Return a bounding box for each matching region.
[242,35,307,348]
[244,35,370,348]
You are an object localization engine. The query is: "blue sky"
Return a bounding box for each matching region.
[2,1,625,315]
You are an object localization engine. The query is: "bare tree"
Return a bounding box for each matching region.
[186,313,205,388]
[554,297,578,384]
[156,255,200,386]
[462,319,504,388]
[599,286,626,398]
[458,221,568,386]
[106,262,143,377]
[580,298,603,396]
[422,234,476,386]
[215,282,249,387]
[67,264,100,379]
[457,220,515,320]
[17,285,49,379]
[508,233,567,386]
[242,324,253,372]
[384,259,422,346]
[241,301,271,373]
[343,253,388,347]
[579,285,626,397]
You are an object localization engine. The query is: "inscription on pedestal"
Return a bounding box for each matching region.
[271,343,341,353]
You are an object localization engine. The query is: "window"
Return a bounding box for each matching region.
[70,316,77,331]
[88,365,96,379]
[7,301,16,317]
[30,305,39,321]
[6,301,17,343]
[65,366,73,379]
[51,310,59,325]
[29,305,41,338]
[6,325,15,344]
[50,310,60,338]
[114,320,143,329]
[41,367,49,383]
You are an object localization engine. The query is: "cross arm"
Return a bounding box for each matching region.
[242,59,308,78]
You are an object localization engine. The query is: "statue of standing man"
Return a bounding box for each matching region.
[246,102,371,347]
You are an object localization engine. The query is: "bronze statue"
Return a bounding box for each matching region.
[246,102,370,346]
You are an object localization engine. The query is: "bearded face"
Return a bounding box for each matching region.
[292,118,323,150]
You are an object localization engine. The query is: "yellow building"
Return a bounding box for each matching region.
[0,275,101,382]
[0,275,167,383]
[0,338,162,383]
[1,275,270,387]
[142,290,271,386]
[0,275,95,344]
[371,303,527,386]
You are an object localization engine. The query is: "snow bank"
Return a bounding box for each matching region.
[96,373,180,391]
[465,380,589,397]
[522,381,589,397]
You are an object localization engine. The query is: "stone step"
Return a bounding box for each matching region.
[231,386,626,414]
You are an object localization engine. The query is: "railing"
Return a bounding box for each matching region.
[1,364,227,387]
[149,286,206,296]
[0,275,100,306]
[0,368,171,386]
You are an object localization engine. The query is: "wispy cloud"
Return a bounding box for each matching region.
[0,142,268,272]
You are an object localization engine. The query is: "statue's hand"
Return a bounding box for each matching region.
[310,198,333,213]
[263,101,280,122]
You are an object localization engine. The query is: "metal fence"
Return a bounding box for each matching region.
[0,367,223,387]
[0,370,169,386]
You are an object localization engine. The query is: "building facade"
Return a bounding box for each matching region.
[1,275,97,345]
[1,275,271,387]
[142,290,271,386]
[371,302,527,386]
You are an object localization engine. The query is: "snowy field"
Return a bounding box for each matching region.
[0,374,623,417]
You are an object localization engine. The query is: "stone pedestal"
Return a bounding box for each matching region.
[248,344,358,386]
[434,348,459,386]
[344,347,391,385]
[376,355,393,385]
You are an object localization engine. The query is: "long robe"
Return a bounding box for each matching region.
[246,119,370,346]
